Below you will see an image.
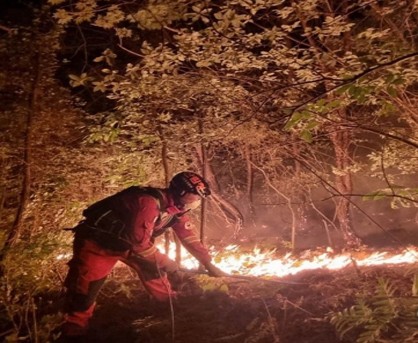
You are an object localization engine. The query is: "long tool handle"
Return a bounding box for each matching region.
[179,268,307,285]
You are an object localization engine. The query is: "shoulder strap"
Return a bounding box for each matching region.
[83,186,165,219]
[132,186,165,209]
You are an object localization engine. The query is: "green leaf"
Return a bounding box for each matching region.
[300,130,313,143]
[335,83,353,95]
[284,111,310,130]
[362,191,389,201]
[386,86,397,97]
[325,99,341,110]
[348,85,361,97]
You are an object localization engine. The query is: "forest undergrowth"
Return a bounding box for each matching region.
[1,231,418,343]
[61,262,418,343]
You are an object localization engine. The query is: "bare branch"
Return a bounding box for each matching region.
[0,24,13,34]
[295,157,417,247]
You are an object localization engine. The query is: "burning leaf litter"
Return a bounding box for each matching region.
[57,242,418,280]
[161,243,418,279]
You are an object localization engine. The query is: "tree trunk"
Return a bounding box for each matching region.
[1,51,40,258]
[198,143,208,243]
[244,144,256,224]
[159,134,170,186]
[158,133,174,257]
[329,116,361,247]
[296,4,361,248]
[197,112,209,245]
[195,146,244,238]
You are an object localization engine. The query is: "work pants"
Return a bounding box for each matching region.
[63,234,175,333]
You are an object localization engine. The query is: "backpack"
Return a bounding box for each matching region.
[76,187,165,251]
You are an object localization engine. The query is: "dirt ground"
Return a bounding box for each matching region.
[58,262,414,343]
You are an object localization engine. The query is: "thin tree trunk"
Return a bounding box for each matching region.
[251,161,297,251]
[160,135,170,186]
[158,132,179,260]
[1,52,40,258]
[329,119,361,247]
[195,146,244,238]
[199,143,207,243]
[197,112,208,244]
[244,144,256,223]
[296,4,361,247]
[162,142,173,256]
[0,157,6,218]
[10,53,39,242]
[292,142,307,250]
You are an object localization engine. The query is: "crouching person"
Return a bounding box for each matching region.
[61,172,226,339]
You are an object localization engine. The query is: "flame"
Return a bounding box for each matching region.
[161,243,418,278]
[56,238,418,279]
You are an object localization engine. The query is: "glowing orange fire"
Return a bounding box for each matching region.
[56,241,418,279]
[162,243,418,278]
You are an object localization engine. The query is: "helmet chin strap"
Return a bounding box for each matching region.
[173,194,183,210]
[167,189,187,213]
[168,188,202,213]
[182,199,201,211]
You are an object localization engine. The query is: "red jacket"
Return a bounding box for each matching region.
[82,186,211,268]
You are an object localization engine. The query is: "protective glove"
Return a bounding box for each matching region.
[168,270,186,286]
[204,262,228,277]
[162,258,179,273]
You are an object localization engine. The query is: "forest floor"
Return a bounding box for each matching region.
[47,258,416,343]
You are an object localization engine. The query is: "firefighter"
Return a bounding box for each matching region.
[61,171,226,338]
